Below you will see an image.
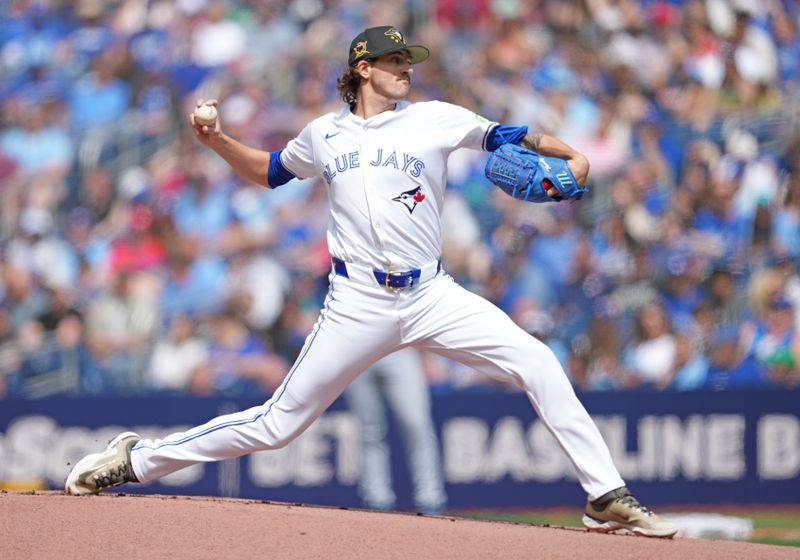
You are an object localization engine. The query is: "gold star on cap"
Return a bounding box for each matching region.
[353,40,369,58]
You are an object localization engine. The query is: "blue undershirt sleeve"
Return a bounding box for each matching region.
[267,149,296,188]
[484,124,529,151]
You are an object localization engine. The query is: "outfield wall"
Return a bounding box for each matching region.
[1,388,798,508]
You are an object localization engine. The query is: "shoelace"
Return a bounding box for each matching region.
[618,494,653,517]
[92,464,129,489]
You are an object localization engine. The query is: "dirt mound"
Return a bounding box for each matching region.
[1,491,794,560]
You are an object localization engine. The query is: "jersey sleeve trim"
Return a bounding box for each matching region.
[267,149,296,188]
[484,124,529,152]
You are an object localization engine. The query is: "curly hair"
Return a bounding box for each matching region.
[336,66,361,107]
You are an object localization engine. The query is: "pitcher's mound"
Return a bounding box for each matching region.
[1,491,793,560]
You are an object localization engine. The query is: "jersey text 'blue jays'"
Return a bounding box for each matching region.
[323,149,425,186]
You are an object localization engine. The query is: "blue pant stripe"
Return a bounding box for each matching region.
[133,285,335,452]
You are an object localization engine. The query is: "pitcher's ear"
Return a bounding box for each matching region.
[355,59,372,79]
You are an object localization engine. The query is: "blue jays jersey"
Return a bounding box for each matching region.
[277,101,498,269]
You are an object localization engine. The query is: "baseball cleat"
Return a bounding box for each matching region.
[582,487,678,538]
[65,432,141,495]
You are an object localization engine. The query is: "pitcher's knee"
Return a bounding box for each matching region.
[511,336,570,384]
[511,334,562,366]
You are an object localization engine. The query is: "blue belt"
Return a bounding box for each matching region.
[332,258,440,290]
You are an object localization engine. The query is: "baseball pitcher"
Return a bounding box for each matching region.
[66,25,676,538]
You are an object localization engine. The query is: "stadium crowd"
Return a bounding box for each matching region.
[1,0,799,399]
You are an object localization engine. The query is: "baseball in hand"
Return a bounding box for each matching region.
[194,104,218,126]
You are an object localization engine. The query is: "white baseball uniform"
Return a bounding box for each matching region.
[130,101,625,500]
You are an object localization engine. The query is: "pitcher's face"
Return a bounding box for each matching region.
[362,51,414,101]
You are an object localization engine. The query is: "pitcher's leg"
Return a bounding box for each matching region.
[345,366,395,510]
[408,277,624,500]
[380,348,446,513]
[132,281,399,483]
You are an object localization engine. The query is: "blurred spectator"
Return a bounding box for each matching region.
[523,205,585,308]
[190,2,247,69]
[1,3,69,77]
[84,272,158,392]
[188,308,288,397]
[557,235,604,345]
[267,277,323,364]
[75,167,118,232]
[69,54,131,134]
[768,257,800,324]
[621,301,706,390]
[693,165,751,271]
[772,11,800,90]
[716,7,779,110]
[127,6,173,76]
[242,2,302,77]
[159,250,229,320]
[440,190,486,288]
[2,264,48,330]
[514,294,570,365]
[0,309,20,397]
[37,284,82,332]
[659,251,705,333]
[225,251,290,334]
[171,154,237,253]
[109,202,168,274]
[69,0,115,65]
[5,206,79,288]
[9,313,101,398]
[703,323,764,390]
[765,343,800,389]
[745,265,784,320]
[570,315,625,392]
[591,214,635,285]
[0,102,73,176]
[683,16,725,91]
[725,129,780,221]
[146,313,208,393]
[742,297,798,383]
[772,175,800,260]
[605,246,659,325]
[572,96,631,181]
[704,267,747,326]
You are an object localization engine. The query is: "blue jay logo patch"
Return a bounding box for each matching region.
[392,185,426,214]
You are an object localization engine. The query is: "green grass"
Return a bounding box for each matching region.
[453,508,800,548]
[752,537,800,547]
[748,512,800,529]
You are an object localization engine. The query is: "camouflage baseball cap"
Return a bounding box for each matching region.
[348,26,430,67]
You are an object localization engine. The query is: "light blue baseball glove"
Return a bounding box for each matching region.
[484,143,587,203]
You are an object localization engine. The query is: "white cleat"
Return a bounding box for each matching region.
[65,432,141,495]
[583,487,678,539]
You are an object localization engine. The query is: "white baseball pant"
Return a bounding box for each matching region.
[131,265,625,500]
